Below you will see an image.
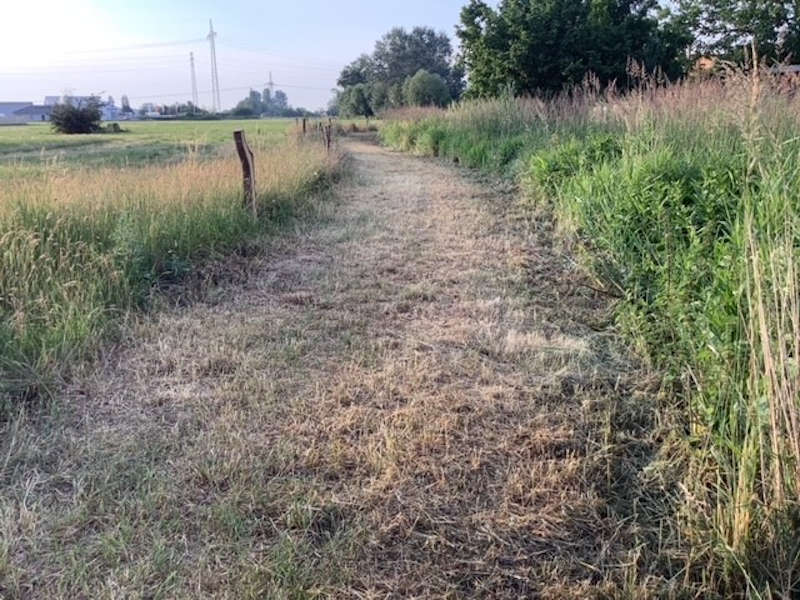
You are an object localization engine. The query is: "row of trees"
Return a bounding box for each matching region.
[334,1,800,115]
[233,88,311,117]
[332,27,464,116]
[458,0,800,97]
[334,69,451,117]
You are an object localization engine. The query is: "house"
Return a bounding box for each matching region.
[0,102,33,124]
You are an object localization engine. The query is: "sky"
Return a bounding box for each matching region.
[0,0,490,111]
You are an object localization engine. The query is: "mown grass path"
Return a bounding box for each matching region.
[1,138,671,598]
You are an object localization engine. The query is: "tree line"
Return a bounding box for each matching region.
[334,0,800,116]
[232,88,313,118]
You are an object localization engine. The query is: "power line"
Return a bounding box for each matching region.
[128,79,333,102]
[64,38,206,55]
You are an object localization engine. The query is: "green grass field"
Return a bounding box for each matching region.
[0,119,297,172]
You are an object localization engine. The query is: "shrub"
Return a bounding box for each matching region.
[50,98,102,134]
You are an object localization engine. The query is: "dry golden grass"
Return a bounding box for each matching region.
[0,133,342,404]
[0,139,337,213]
[0,139,681,598]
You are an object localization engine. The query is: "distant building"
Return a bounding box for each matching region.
[45,95,120,121]
[14,104,53,122]
[0,95,120,124]
[0,102,33,124]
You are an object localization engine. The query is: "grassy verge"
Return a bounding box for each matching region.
[382,73,800,597]
[0,135,344,410]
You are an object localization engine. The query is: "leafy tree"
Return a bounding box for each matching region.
[327,89,341,116]
[274,90,289,111]
[369,81,390,113]
[372,27,455,85]
[232,88,308,117]
[677,0,800,61]
[335,26,465,109]
[388,82,405,108]
[338,84,374,118]
[446,62,467,101]
[120,95,133,114]
[457,0,691,97]
[51,97,102,134]
[403,70,451,106]
[338,54,375,87]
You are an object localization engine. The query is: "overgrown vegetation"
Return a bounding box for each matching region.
[50,98,103,134]
[381,69,800,597]
[0,125,342,412]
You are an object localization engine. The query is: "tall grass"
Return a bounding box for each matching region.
[382,72,800,596]
[0,138,342,409]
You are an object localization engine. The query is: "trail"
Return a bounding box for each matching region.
[1,138,666,598]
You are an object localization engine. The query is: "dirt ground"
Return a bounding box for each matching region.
[0,138,679,598]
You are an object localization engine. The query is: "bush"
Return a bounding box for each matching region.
[403,70,451,107]
[50,98,102,134]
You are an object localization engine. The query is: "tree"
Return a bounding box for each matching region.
[457,0,691,97]
[372,27,455,85]
[369,81,390,113]
[403,70,451,106]
[274,90,289,111]
[50,96,102,134]
[231,88,308,118]
[335,26,465,109]
[120,95,133,114]
[338,54,375,87]
[248,89,262,109]
[388,82,405,108]
[338,84,374,118]
[677,0,800,61]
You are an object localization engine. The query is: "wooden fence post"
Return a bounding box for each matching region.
[324,124,332,153]
[302,117,307,136]
[233,130,257,217]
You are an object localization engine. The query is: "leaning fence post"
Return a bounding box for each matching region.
[233,130,256,217]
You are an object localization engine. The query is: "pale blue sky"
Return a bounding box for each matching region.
[1,1,492,111]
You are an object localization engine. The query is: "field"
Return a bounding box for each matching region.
[2,78,799,597]
[382,71,800,596]
[0,119,342,408]
[0,120,292,169]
